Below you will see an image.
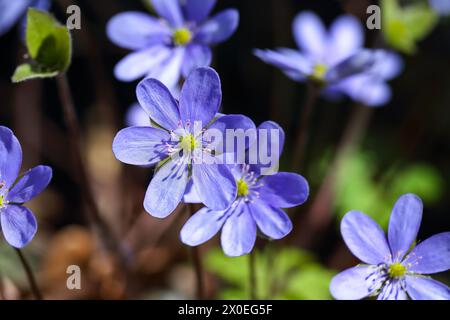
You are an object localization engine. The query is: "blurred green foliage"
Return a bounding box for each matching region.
[381,0,438,54]
[12,8,71,82]
[205,247,335,300]
[335,150,444,228]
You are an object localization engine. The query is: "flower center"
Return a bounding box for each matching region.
[237,179,249,197]
[173,28,192,46]
[179,134,197,152]
[0,195,4,208]
[389,263,407,278]
[310,63,328,82]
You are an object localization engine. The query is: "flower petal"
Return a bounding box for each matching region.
[147,46,185,91]
[136,77,181,130]
[181,44,212,78]
[388,194,423,261]
[182,179,201,203]
[338,76,392,107]
[180,207,225,246]
[0,126,22,187]
[107,12,170,50]
[406,276,450,300]
[326,50,375,83]
[329,15,364,64]
[184,0,216,23]
[221,203,256,256]
[192,163,236,211]
[341,211,391,265]
[112,126,170,166]
[150,0,184,27]
[253,48,312,79]
[329,266,372,300]
[7,166,52,203]
[377,281,408,300]
[292,11,327,58]
[1,205,37,248]
[179,67,222,126]
[144,159,189,218]
[114,46,171,82]
[258,172,309,208]
[125,102,150,127]
[249,201,292,239]
[405,232,450,274]
[0,0,29,36]
[371,50,404,80]
[196,9,239,45]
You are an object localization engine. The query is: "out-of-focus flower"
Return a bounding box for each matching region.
[0,0,50,37]
[125,102,150,127]
[107,0,239,89]
[430,0,450,15]
[112,67,254,218]
[330,194,450,300]
[180,122,309,257]
[0,126,52,248]
[254,11,402,107]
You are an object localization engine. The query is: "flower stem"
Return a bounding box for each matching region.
[55,75,121,257]
[291,82,320,171]
[14,248,43,300]
[188,204,205,299]
[249,251,257,300]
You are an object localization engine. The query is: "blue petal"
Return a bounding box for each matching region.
[182,179,201,203]
[195,9,239,45]
[7,165,52,203]
[181,44,212,78]
[180,207,225,246]
[329,266,372,300]
[430,0,450,16]
[150,0,184,27]
[377,281,408,300]
[0,0,29,37]
[114,46,172,82]
[179,67,222,127]
[388,194,423,261]
[249,201,292,240]
[221,203,256,256]
[1,205,37,248]
[0,126,22,187]
[146,46,185,91]
[191,163,236,211]
[136,77,181,131]
[337,76,392,107]
[371,50,404,81]
[258,172,309,208]
[125,103,150,127]
[292,11,327,58]
[406,276,450,300]
[328,15,363,64]
[326,50,375,83]
[341,211,391,265]
[184,0,216,23]
[112,126,170,166]
[144,159,189,218]
[107,12,170,50]
[405,232,450,274]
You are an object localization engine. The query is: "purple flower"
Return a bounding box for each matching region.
[180,121,309,257]
[0,0,51,37]
[0,126,52,248]
[112,67,254,218]
[107,0,239,89]
[254,11,402,107]
[330,194,450,300]
[125,102,150,127]
[430,0,450,16]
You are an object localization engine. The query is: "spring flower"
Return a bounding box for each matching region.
[254,11,402,107]
[126,102,150,127]
[107,0,239,89]
[180,121,309,256]
[0,126,52,248]
[113,67,254,218]
[330,194,450,300]
[430,0,450,15]
[0,0,50,37]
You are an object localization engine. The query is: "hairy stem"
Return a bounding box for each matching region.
[15,248,42,300]
[188,204,205,299]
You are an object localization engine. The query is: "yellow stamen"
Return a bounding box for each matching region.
[389,263,406,278]
[180,134,197,152]
[310,63,328,82]
[0,195,5,207]
[173,28,192,46]
[237,179,249,197]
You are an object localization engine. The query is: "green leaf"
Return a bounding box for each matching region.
[25,8,71,73]
[382,0,438,54]
[11,63,58,83]
[285,264,335,300]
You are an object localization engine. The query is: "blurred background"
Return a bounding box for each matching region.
[0,0,449,299]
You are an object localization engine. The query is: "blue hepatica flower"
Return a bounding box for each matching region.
[0,126,52,248]
[113,67,255,218]
[0,0,50,37]
[430,0,450,16]
[107,0,239,89]
[330,194,450,300]
[254,11,402,107]
[180,121,309,257]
